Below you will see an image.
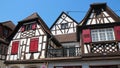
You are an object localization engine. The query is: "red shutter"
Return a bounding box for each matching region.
[32,23,36,30]
[30,38,39,53]
[114,26,120,41]
[21,26,25,32]
[11,41,19,55]
[82,29,91,43]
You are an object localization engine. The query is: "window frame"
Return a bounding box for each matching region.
[21,21,37,32]
[61,23,68,29]
[91,28,115,42]
[4,29,9,36]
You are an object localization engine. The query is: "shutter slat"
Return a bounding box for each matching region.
[114,26,120,41]
[82,29,91,43]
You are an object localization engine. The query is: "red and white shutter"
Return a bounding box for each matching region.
[32,23,36,30]
[82,29,91,43]
[114,26,120,41]
[29,38,39,53]
[11,41,19,55]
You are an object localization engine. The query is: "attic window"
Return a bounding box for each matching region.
[21,23,36,32]
[61,23,68,29]
[95,9,102,17]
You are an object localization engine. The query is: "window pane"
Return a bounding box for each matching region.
[91,30,98,42]
[91,33,99,42]
[107,32,114,40]
[99,32,106,41]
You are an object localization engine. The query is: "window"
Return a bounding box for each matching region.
[29,38,39,53]
[21,23,36,32]
[4,29,8,36]
[0,44,2,54]
[61,23,68,29]
[0,45,7,55]
[91,28,115,42]
[64,46,76,57]
[25,24,32,31]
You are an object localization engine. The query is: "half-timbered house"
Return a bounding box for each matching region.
[47,3,120,68]
[4,3,120,68]
[76,3,120,68]
[0,21,15,68]
[50,12,80,57]
[5,13,62,68]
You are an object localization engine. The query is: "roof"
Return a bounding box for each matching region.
[1,21,15,30]
[21,12,40,22]
[50,11,78,29]
[54,33,77,43]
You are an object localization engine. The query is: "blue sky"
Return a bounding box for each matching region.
[0,0,120,27]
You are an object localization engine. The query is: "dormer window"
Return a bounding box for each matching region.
[25,24,32,31]
[91,28,115,42]
[21,23,36,32]
[61,23,68,29]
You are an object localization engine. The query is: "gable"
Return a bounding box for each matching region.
[50,12,78,35]
[80,3,120,26]
[13,20,46,39]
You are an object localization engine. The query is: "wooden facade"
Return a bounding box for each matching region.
[4,3,120,68]
[49,3,120,68]
[5,13,62,68]
[50,12,78,35]
[49,12,80,58]
[0,21,15,68]
[77,3,120,56]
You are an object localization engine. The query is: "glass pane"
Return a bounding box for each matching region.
[91,31,98,42]
[99,33,106,41]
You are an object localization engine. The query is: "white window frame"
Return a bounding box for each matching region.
[91,28,115,42]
